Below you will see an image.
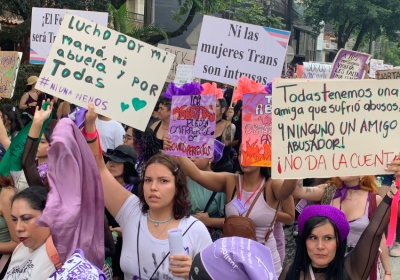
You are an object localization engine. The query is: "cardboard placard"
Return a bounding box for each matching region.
[35,13,175,132]
[384,64,394,70]
[376,69,400,80]
[157,44,196,83]
[303,62,331,79]
[174,65,195,87]
[30,7,108,64]
[272,79,400,179]
[0,52,22,98]
[166,94,216,157]
[369,59,384,78]
[241,93,272,167]
[330,49,371,79]
[193,16,290,86]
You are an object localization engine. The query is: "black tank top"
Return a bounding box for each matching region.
[153,121,164,150]
[215,134,231,165]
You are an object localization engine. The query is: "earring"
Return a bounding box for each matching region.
[209,161,212,165]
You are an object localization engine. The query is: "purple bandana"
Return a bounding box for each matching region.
[37,161,48,184]
[333,184,361,203]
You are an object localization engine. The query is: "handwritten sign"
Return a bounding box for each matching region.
[0,52,22,98]
[303,62,331,79]
[35,13,175,132]
[193,16,290,85]
[369,59,384,78]
[376,69,400,80]
[157,44,196,83]
[384,64,394,70]
[241,93,272,167]
[272,79,400,179]
[166,94,216,157]
[174,65,195,87]
[30,8,108,64]
[330,49,371,79]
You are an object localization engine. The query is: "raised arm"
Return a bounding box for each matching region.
[291,179,325,201]
[163,135,233,193]
[221,108,235,147]
[84,103,131,218]
[0,116,10,150]
[272,179,300,202]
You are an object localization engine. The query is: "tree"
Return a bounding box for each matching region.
[108,3,168,43]
[226,0,284,29]
[301,0,400,51]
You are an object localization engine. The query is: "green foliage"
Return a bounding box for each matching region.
[302,0,400,50]
[226,0,284,29]
[375,37,400,66]
[0,62,43,107]
[172,0,228,22]
[108,3,168,44]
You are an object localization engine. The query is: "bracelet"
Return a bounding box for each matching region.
[385,272,391,275]
[86,136,98,144]
[82,127,97,138]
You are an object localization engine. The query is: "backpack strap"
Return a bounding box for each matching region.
[368,192,377,221]
[204,192,218,213]
[262,201,281,245]
[46,236,63,270]
[244,180,267,218]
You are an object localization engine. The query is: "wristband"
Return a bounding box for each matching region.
[385,272,391,275]
[82,127,97,138]
[86,136,98,144]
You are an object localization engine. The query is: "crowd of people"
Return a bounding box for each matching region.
[0,74,395,280]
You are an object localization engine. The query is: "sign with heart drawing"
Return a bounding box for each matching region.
[36,13,175,131]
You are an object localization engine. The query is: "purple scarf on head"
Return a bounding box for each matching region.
[333,184,361,203]
[36,118,105,269]
[124,183,134,192]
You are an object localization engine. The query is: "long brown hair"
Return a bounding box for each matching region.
[140,154,191,219]
[326,176,378,193]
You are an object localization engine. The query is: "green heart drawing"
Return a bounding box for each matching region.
[132,98,147,111]
[121,102,130,112]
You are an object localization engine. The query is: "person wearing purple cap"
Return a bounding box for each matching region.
[280,172,400,280]
[189,140,226,242]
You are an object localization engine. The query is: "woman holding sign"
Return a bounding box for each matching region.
[280,169,400,280]
[164,137,297,275]
[83,103,212,280]
[293,176,392,279]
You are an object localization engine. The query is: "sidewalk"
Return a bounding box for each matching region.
[390,256,400,280]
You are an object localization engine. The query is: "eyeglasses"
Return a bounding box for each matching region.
[123,134,133,141]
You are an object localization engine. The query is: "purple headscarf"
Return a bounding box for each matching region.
[36,118,105,269]
[163,82,203,99]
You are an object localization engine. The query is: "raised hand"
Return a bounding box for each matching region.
[84,102,98,134]
[226,107,234,122]
[33,100,53,124]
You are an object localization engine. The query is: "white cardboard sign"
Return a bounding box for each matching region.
[193,16,290,85]
[30,7,108,64]
[173,65,195,87]
[35,13,175,131]
[303,62,331,79]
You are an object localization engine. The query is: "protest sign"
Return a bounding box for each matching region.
[35,13,175,132]
[369,59,384,78]
[0,52,22,98]
[330,49,371,79]
[241,93,272,167]
[376,69,400,80]
[193,16,290,86]
[303,62,331,79]
[166,94,216,157]
[384,64,394,70]
[30,8,107,64]
[174,65,195,87]
[271,79,400,179]
[157,44,196,83]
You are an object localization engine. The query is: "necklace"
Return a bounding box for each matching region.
[148,212,172,227]
[216,119,223,124]
[155,221,170,239]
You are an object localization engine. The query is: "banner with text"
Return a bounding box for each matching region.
[272,79,400,179]
[157,44,196,83]
[193,16,290,86]
[166,94,216,157]
[174,65,195,87]
[376,69,400,80]
[384,64,394,70]
[0,52,22,98]
[30,8,107,64]
[330,49,371,80]
[370,59,384,78]
[303,62,331,79]
[35,13,175,131]
[241,93,272,167]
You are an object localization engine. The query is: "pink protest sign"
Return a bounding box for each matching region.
[166,95,216,157]
[241,93,272,166]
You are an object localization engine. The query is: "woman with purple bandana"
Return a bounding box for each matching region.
[293,176,391,279]
[279,167,400,280]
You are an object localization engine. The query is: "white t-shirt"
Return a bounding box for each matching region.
[6,242,56,279]
[95,118,125,151]
[116,195,212,280]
